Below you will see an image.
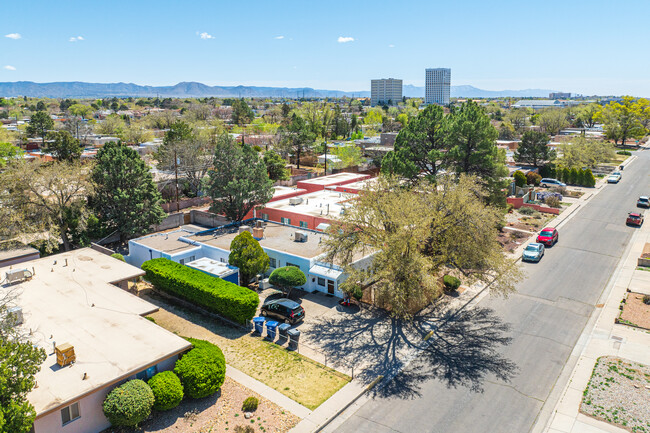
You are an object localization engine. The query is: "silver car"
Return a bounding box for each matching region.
[522,243,545,262]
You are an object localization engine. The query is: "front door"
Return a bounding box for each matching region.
[327,279,335,294]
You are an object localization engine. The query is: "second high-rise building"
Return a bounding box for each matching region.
[425,68,451,106]
[371,78,403,106]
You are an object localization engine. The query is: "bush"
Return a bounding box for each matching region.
[148,371,184,411]
[242,396,259,412]
[643,295,650,306]
[103,379,154,427]
[617,150,632,156]
[513,170,527,188]
[145,316,156,323]
[550,186,567,196]
[545,196,561,208]
[142,258,259,324]
[583,169,596,187]
[525,172,542,186]
[111,253,126,262]
[443,275,461,291]
[539,164,555,178]
[506,203,514,213]
[269,266,307,293]
[234,426,255,433]
[174,338,226,399]
[519,206,536,215]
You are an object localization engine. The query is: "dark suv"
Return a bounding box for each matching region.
[261,298,305,324]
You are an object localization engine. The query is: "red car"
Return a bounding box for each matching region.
[537,227,559,246]
[626,212,644,227]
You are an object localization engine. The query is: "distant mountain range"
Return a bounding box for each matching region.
[0,81,556,99]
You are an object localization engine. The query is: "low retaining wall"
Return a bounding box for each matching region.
[161,197,210,212]
[506,197,560,215]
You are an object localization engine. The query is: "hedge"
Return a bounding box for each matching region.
[102,379,154,427]
[443,275,461,291]
[148,371,184,411]
[141,258,259,324]
[174,338,226,399]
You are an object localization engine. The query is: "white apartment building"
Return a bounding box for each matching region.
[425,68,451,106]
[371,78,403,106]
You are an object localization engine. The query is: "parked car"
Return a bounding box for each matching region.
[522,243,545,262]
[626,212,644,227]
[536,227,559,246]
[637,196,650,208]
[607,172,622,183]
[539,178,566,188]
[261,298,305,324]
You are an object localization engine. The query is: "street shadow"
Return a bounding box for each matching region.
[305,305,517,400]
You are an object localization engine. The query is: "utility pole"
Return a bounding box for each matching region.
[324,141,328,175]
[174,149,180,213]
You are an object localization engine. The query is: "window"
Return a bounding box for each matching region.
[317,277,325,286]
[61,402,80,426]
[261,213,269,220]
[299,221,308,229]
[136,365,158,381]
[179,259,185,265]
[269,258,277,268]
[187,256,195,262]
[281,217,291,225]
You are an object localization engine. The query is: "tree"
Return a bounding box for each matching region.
[229,231,270,286]
[90,142,165,243]
[207,134,273,222]
[25,111,54,147]
[505,108,529,134]
[556,136,615,169]
[269,266,306,298]
[331,145,365,169]
[44,130,81,162]
[322,175,519,319]
[595,96,648,146]
[515,131,553,167]
[446,100,500,179]
[0,143,21,168]
[513,170,527,188]
[68,103,92,119]
[232,99,254,126]
[278,113,315,169]
[0,160,90,252]
[263,150,290,181]
[364,108,384,128]
[577,103,599,128]
[498,122,515,140]
[381,105,448,181]
[538,109,569,136]
[0,287,47,433]
[96,114,125,136]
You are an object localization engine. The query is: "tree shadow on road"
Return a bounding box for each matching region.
[304,304,517,400]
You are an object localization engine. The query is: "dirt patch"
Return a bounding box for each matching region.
[145,294,350,410]
[580,356,650,432]
[618,293,650,329]
[102,376,299,433]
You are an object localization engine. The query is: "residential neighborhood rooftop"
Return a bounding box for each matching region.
[0,248,191,415]
[263,189,357,219]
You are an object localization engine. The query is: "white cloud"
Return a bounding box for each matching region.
[5,33,21,40]
[337,36,354,43]
[388,44,395,48]
[4,65,16,71]
[274,35,285,40]
[200,32,214,40]
[69,36,84,42]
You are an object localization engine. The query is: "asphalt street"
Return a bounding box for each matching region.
[334,149,650,433]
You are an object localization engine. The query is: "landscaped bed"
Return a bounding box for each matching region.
[617,292,650,330]
[580,356,650,432]
[102,376,299,433]
[145,294,350,410]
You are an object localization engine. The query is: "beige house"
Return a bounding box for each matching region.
[0,248,191,433]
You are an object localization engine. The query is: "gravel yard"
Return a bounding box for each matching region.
[580,356,650,432]
[102,376,299,433]
[619,293,650,330]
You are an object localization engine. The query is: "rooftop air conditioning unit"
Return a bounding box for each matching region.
[6,306,23,326]
[6,269,33,284]
[289,197,303,205]
[294,231,308,242]
[259,278,271,290]
[238,225,252,234]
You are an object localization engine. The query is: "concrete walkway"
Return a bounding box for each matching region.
[538,205,650,433]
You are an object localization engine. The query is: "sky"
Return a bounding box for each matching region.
[1,0,650,96]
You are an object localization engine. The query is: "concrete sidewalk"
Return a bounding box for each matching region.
[539,207,650,433]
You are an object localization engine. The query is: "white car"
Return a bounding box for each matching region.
[607,172,622,183]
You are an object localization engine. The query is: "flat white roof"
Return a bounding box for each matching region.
[264,189,356,219]
[186,257,238,277]
[298,172,368,186]
[1,248,191,416]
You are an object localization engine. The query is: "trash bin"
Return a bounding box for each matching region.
[253,317,265,335]
[278,323,291,337]
[287,328,301,350]
[266,320,279,340]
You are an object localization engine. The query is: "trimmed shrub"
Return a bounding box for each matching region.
[242,396,259,412]
[617,150,632,156]
[545,196,561,208]
[269,266,307,296]
[513,170,527,187]
[519,206,536,215]
[111,253,126,262]
[174,338,226,399]
[525,172,541,186]
[583,169,596,187]
[103,379,154,427]
[539,164,555,178]
[148,371,184,411]
[142,258,259,324]
[443,275,461,291]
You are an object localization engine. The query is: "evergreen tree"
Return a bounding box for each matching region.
[263,150,290,181]
[25,111,54,148]
[515,131,553,167]
[229,231,270,286]
[44,131,82,162]
[90,142,165,242]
